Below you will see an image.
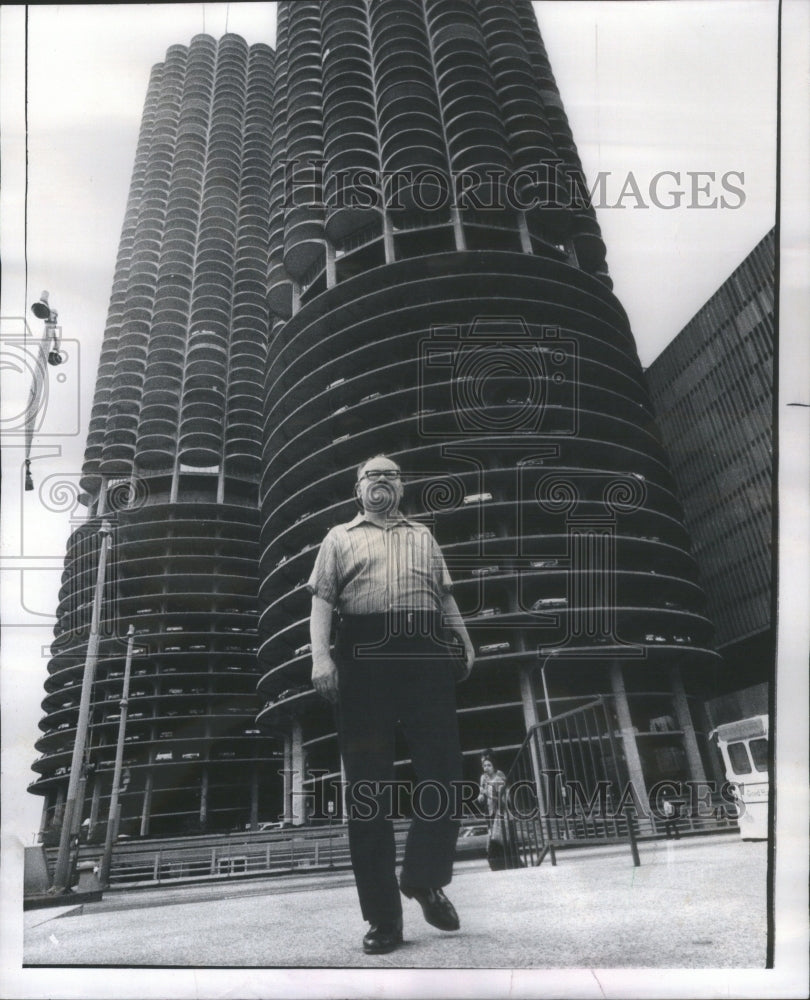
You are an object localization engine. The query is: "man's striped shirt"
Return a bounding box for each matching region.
[307,512,453,614]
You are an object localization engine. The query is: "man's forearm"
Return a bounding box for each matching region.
[442,593,471,645]
[310,595,334,658]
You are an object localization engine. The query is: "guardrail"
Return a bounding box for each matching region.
[105,830,355,887]
[505,696,739,868]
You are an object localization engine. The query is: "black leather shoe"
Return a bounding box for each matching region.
[362,918,403,955]
[400,884,460,932]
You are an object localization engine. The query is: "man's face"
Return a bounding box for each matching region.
[356,457,403,515]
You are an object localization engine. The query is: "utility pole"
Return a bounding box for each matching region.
[50,520,113,893]
[98,625,135,886]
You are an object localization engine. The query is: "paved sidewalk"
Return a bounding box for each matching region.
[23,835,767,969]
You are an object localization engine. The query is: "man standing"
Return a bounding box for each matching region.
[308,455,475,954]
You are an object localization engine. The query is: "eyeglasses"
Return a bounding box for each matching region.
[360,469,401,481]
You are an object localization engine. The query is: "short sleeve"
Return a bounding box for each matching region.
[306,531,340,606]
[430,531,454,595]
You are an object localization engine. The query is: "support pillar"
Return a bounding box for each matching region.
[140,770,153,837]
[450,207,466,250]
[609,663,648,808]
[88,776,102,839]
[517,212,533,254]
[38,794,51,837]
[249,764,259,830]
[290,720,305,827]
[519,665,551,820]
[282,733,293,824]
[325,241,336,288]
[199,768,209,829]
[53,785,65,828]
[670,666,708,784]
[382,213,395,264]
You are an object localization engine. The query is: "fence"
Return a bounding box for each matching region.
[102,829,355,887]
[505,695,738,868]
[506,696,640,866]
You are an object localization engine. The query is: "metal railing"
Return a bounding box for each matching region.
[505,695,640,866]
[103,829,355,887]
[504,695,739,868]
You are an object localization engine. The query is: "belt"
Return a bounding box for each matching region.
[337,610,450,648]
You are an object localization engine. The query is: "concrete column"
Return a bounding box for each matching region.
[519,664,541,731]
[249,764,259,830]
[450,207,466,250]
[325,241,336,288]
[140,770,154,837]
[38,794,51,836]
[517,212,533,254]
[291,720,305,827]
[291,283,301,317]
[382,213,395,264]
[670,666,708,784]
[199,768,209,828]
[519,665,551,820]
[609,663,648,807]
[282,733,293,824]
[53,785,65,828]
[169,460,180,504]
[695,697,726,787]
[88,776,102,837]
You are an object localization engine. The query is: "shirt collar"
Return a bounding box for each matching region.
[347,510,415,530]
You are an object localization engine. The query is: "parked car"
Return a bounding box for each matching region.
[456,824,490,857]
[471,565,500,577]
[462,492,493,505]
[531,597,567,610]
[479,641,511,654]
[279,684,310,701]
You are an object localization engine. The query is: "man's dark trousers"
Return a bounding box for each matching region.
[336,612,463,925]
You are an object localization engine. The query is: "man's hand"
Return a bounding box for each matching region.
[312,654,339,703]
[454,632,475,683]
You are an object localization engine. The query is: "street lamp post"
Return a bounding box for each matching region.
[98,625,136,886]
[50,520,113,893]
[26,291,65,491]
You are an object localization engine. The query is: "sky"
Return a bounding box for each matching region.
[0,1,780,847]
